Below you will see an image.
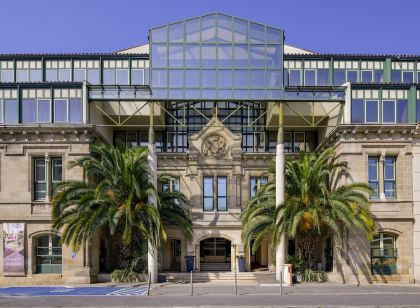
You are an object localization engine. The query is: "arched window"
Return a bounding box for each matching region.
[35,234,62,274]
[371,233,397,275]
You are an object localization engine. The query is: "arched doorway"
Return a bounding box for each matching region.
[200,237,231,271]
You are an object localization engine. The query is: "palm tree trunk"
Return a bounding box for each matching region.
[113,235,133,270]
[296,232,317,269]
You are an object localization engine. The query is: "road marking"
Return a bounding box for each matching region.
[106,287,148,296]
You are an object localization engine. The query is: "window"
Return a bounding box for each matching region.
[371,233,397,275]
[361,70,373,83]
[317,69,329,85]
[203,177,214,211]
[34,158,47,200]
[131,69,144,85]
[384,157,396,199]
[54,99,67,122]
[383,100,396,123]
[346,70,358,83]
[304,70,316,86]
[351,99,364,123]
[368,157,379,199]
[250,176,268,198]
[22,99,36,123]
[0,69,14,82]
[69,98,82,123]
[397,99,408,123]
[365,100,378,123]
[4,99,18,124]
[333,69,345,85]
[391,70,401,83]
[374,70,384,82]
[402,71,413,83]
[37,99,51,123]
[34,157,63,200]
[35,234,62,274]
[294,132,305,152]
[289,69,301,86]
[217,176,227,211]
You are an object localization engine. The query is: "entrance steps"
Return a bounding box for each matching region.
[164,271,258,283]
[200,262,231,272]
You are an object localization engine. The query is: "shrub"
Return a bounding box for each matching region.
[299,268,327,283]
[110,268,147,283]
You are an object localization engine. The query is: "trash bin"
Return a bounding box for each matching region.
[237,256,246,272]
[185,255,195,272]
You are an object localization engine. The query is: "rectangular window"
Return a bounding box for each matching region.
[69,98,82,123]
[382,100,396,123]
[294,132,305,152]
[34,158,47,200]
[203,177,214,211]
[0,69,14,82]
[304,69,316,86]
[289,69,301,86]
[4,99,18,124]
[217,176,227,211]
[116,69,129,85]
[22,99,36,123]
[402,71,414,83]
[391,70,401,83]
[16,70,29,82]
[362,70,373,83]
[46,69,58,82]
[284,132,292,153]
[333,69,345,85]
[131,69,144,85]
[51,158,63,192]
[365,100,378,123]
[384,157,396,199]
[54,99,68,122]
[374,70,384,82]
[250,176,268,198]
[87,69,100,84]
[368,157,379,199]
[59,69,71,82]
[317,69,329,85]
[397,99,408,123]
[37,99,51,123]
[351,99,364,123]
[74,69,86,82]
[346,70,358,83]
[103,69,116,84]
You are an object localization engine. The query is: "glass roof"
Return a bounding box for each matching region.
[149,13,284,101]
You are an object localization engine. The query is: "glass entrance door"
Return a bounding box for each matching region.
[200,238,231,263]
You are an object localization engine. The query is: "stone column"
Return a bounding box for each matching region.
[276,103,286,281]
[148,102,158,283]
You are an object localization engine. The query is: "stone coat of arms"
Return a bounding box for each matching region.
[202,134,227,159]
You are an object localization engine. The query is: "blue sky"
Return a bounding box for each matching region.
[0,0,419,55]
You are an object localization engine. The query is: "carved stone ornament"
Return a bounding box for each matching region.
[202,134,227,159]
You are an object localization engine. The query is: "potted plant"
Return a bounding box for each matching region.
[236,254,246,272]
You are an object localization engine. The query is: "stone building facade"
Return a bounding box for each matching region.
[1,13,420,284]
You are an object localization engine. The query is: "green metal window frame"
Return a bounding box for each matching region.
[35,234,62,274]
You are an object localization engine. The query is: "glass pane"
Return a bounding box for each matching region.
[402,71,413,83]
[169,22,184,43]
[347,70,358,82]
[1,70,14,82]
[74,69,85,82]
[202,70,217,88]
[4,99,18,124]
[116,69,129,85]
[152,44,168,68]
[250,46,265,68]
[218,45,233,68]
[333,69,345,85]
[250,177,256,197]
[234,45,249,68]
[22,99,36,123]
[294,132,305,152]
[69,98,82,123]
[397,100,408,123]
[383,100,395,123]
[204,198,213,211]
[202,45,217,68]
[185,18,200,43]
[304,70,316,86]
[169,70,184,88]
[103,69,115,84]
[168,45,184,67]
[35,159,46,181]
[87,69,100,84]
[289,70,301,86]
[384,181,395,198]
[217,177,227,196]
[59,69,71,82]
[37,235,49,247]
[351,99,364,123]
[201,14,217,43]
[204,177,213,197]
[267,70,281,88]
[374,70,384,82]
[52,159,62,182]
[151,70,168,87]
[266,45,281,68]
[217,14,233,42]
[234,19,248,43]
[46,69,58,82]
[16,70,29,82]
[250,23,265,43]
[365,100,378,123]
[131,69,144,85]
[185,70,200,88]
[37,99,51,123]
[384,157,395,180]
[362,71,373,82]
[185,45,200,67]
[218,70,233,88]
[391,70,401,83]
[317,69,329,85]
[251,70,265,88]
[54,99,67,122]
[151,26,167,43]
[368,158,378,181]
[266,27,282,44]
[30,69,42,82]
[234,70,249,88]
[217,197,227,211]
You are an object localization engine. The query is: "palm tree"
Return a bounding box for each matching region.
[241,147,376,269]
[52,143,192,269]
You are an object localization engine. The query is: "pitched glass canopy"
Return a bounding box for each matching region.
[149,13,284,100]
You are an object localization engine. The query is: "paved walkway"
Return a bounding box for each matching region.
[0,282,420,307]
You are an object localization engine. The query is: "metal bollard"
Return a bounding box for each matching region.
[234,270,238,296]
[147,271,151,296]
[280,271,283,296]
[190,271,193,296]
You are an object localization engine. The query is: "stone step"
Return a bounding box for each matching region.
[164,271,257,283]
[200,263,231,272]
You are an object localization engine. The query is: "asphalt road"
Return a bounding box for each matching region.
[1,283,420,307]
